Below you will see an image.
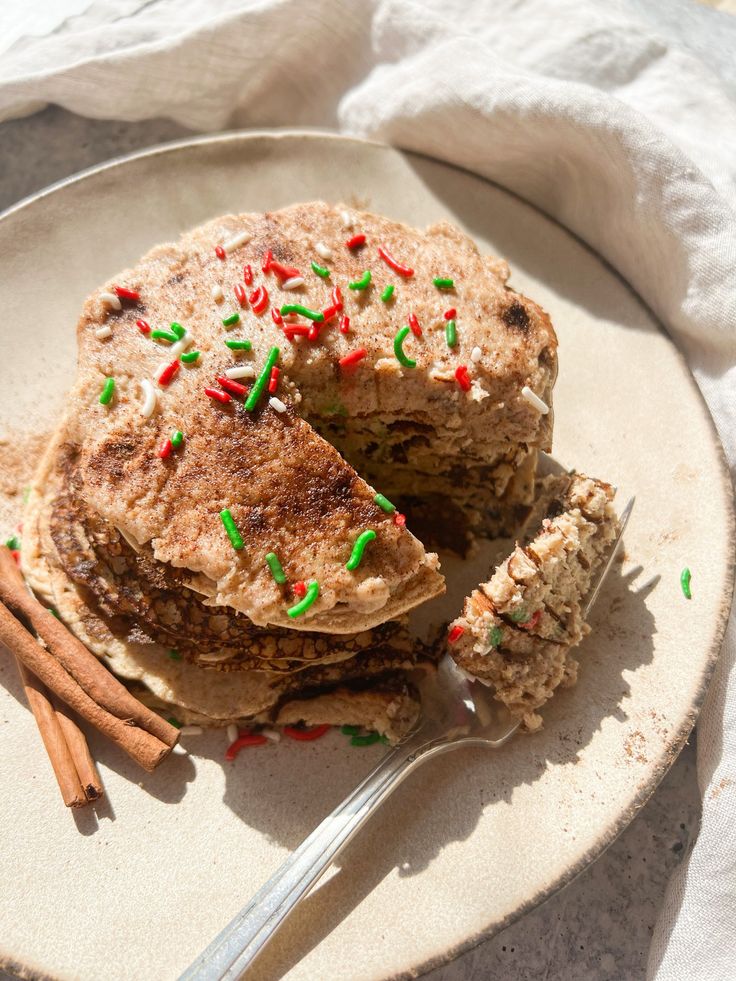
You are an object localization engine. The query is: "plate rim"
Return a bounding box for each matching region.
[1,127,734,981]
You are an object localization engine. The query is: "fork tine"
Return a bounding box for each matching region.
[583,496,635,618]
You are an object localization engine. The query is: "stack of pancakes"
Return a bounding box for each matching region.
[23,202,558,740]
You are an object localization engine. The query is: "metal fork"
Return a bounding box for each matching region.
[180,497,634,981]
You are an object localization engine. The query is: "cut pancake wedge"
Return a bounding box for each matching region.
[448,473,620,730]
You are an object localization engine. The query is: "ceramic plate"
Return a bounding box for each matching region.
[0,132,733,981]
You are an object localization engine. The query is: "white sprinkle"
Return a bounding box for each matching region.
[170,333,193,359]
[211,284,224,303]
[521,385,549,415]
[314,241,333,261]
[269,397,287,414]
[341,210,354,228]
[227,723,239,743]
[223,230,252,253]
[95,325,113,340]
[100,291,122,311]
[471,346,482,363]
[140,379,157,418]
[180,725,203,736]
[225,365,256,379]
[281,276,305,290]
[260,728,281,743]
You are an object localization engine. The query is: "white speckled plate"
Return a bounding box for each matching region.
[0,131,733,981]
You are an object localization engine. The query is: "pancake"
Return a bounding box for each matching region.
[447,473,619,730]
[65,202,557,632]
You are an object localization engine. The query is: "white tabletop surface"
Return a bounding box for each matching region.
[0,107,701,981]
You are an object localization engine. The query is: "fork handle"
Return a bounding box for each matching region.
[179,728,449,981]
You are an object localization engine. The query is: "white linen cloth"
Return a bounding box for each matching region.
[1,2,735,976]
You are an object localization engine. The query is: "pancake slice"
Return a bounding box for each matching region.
[447,473,619,730]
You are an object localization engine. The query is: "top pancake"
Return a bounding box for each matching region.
[66,202,556,633]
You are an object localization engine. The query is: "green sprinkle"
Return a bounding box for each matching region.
[224,339,252,351]
[220,508,244,550]
[311,260,330,279]
[374,493,396,513]
[99,377,115,405]
[222,312,240,327]
[445,319,457,348]
[510,608,529,623]
[287,580,319,618]
[167,716,182,729]
[170,322,186,339]
[280,304,324,322]
[681,567,692,599]
[381,284,395,302]
[245,346,280,411]
[393,325,416,369]
[168,649,182,661]
[488,626,503,648]
[151,329,178,343]
[5,536,19,551]
[171,430,184,448]
[180,350,200,363]
[351,732,380,746]
[379,734,390,744]
[346,530,377,571]
[341,724,360,735]
[48,608,59,619]
[433,277,454,289]
[322,401,348,417]
[349,270,372,291]
[265,552,287,585]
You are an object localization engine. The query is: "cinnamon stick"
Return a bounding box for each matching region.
[0,548,179,771]
[16,659,87,808]
[55,704,104,802]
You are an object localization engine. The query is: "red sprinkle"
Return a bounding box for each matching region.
[308,323,321,342]
[215,245,226,260]
[444,308,457,320]
[225,732,268,760]
[114,286,140,301]
[394,513,406,527]
[204,387,232,404]
[243,263,253,286]
[272,308,284,326]
[455,365,471,392]
[216,375,248,397]
[332,285,344,310]
[261,249,273,273]
[268,366,280,394]
[158,360,180,386]
[283,724,331,742]
[234,283,247,307]
[519,609,543,631]
[293,580,307,598]
[377,245,414,278]
[10,550,20,566]
[249,286,269,314]
[339,347,367,369]
[339,314,350,335]
[283,325,311,340]
[157,438,173,459]
[136,319,151,335]
[268,260,301,281]
[322,303,339,323]
[447,625,465,644]
[346,234,366,250]
[408,313,422,338]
